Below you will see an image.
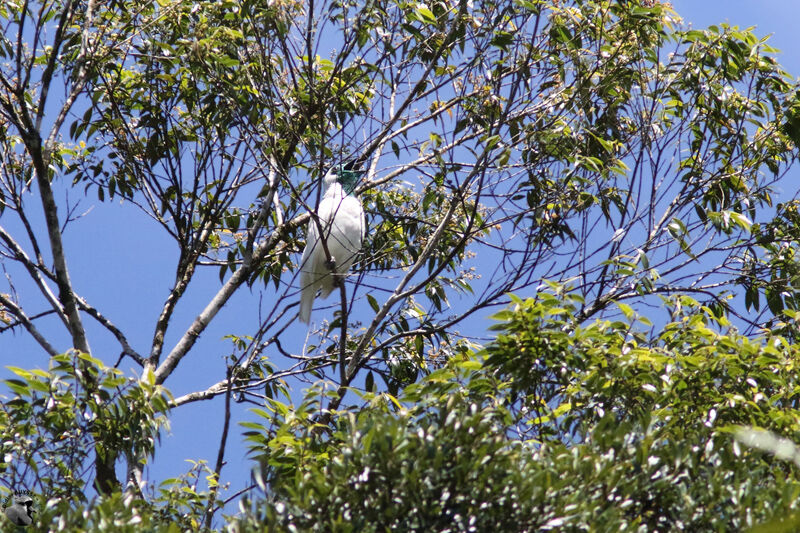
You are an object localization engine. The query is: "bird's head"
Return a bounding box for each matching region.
[326,163,364,195]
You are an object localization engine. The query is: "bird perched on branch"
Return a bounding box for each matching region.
[298,164,365,324]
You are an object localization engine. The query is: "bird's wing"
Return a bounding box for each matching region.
[318,195,364,298]
[299,214,321,324]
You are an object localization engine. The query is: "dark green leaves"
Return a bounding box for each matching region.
[238,287,800,531]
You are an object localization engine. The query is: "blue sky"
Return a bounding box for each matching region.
[2,0,800,521]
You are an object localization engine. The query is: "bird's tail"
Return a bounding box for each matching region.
[299,281,314,324]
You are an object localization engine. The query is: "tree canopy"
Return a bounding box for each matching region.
[2,0,800,530]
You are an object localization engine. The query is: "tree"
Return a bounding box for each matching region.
[1,0,800,529]
[237,290,800,532]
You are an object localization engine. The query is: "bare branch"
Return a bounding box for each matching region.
[0,293,58,356]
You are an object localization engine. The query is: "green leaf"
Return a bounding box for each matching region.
[367,293,380,313]
[616,302,634,320]
[415,7,437,24]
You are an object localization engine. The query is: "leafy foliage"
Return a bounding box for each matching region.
[0,352,174,526]
[240,289,800,532]
[2,0,800,529]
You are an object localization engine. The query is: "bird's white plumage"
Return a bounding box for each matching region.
[299,170,365,324]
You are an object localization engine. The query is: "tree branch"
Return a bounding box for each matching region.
[0,293,58,356]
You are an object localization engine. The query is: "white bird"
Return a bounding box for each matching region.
[4,495,35,526]
[298,166,365,324]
